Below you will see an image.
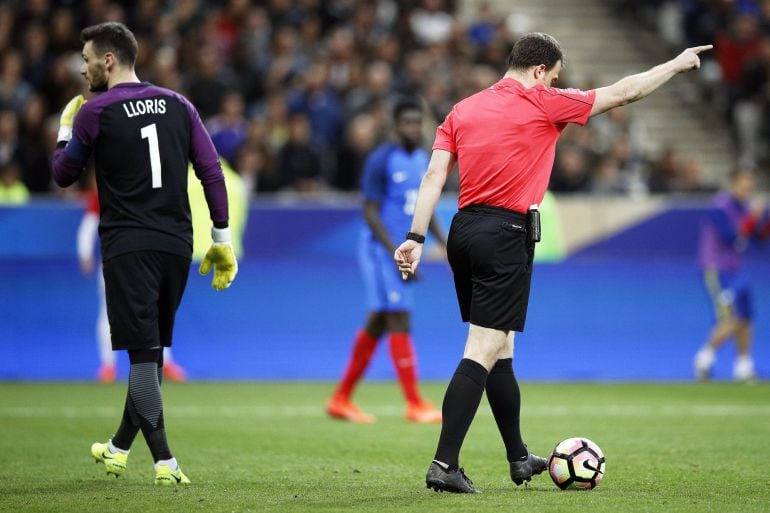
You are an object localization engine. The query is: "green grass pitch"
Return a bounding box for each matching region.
[1,382,769,512]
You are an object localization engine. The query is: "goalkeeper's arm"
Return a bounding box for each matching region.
[51,95,89,187]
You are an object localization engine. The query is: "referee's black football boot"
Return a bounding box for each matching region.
[426,461,480,494]
[509,451,548,486]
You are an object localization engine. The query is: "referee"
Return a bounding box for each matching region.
[395,32,711,493]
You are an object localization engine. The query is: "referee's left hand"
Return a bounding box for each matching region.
[394,240,422,281]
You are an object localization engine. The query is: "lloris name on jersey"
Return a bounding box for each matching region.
[122,98,167,118]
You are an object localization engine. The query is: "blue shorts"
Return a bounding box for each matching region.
[358,236,413,312]
[703,268,753,321]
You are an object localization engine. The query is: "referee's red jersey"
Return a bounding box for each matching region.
[433,78,595,213]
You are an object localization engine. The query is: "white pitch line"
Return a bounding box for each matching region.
[1,404,770,419]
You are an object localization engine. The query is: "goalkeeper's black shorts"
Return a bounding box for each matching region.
[447,205,535,332]
[102,250,191,350]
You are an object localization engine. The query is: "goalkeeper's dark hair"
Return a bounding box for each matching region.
[393,97,423,122]
[81,22,138,67]
[507,32,563,72]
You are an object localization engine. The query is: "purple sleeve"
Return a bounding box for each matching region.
[709,207,738,245]
[184,98,229,227]
[51,105,99,187]
[52,143,86,187]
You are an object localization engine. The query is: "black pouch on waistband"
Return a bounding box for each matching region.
[527,206,541,244]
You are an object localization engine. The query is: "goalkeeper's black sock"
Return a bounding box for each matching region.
[485,358,528,461]
[124,348,172,462]
[112,399,140,451]
[433,358,488,471]
[112,351,165,450]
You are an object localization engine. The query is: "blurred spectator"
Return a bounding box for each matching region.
[18,95,51,193]
[350,2,389,53]
[410,0,454,46]
[149,46,184,92]
[326,25,359,93]
[550,144,592,193]
[0,5,16,54]
[261,93,291,152]
[0,50,33,114]
[680,0,731,48]
[207,91,249,165]
[287,59,344,180]
[0,160,30,205]
[335,112,381,190]
[185,44,234,119]
[21,23,52,90]
[0,110,19,168]
[671,154,717,193]
[133,0,167,37]
[590,106,649,156]
[279,113,323,193]
[263,25,309,95]
[715,13,762,109]
[48,8,79,54]
[345,60,397,117]
[231,5,271,103]
[591,156,626,196]
[237,144,279,194]
[648,145,683,193]
[467,1,499,48]
[607,136,650,197]
[734,34,770,165]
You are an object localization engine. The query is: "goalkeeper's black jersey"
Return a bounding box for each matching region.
[52,82,228,260]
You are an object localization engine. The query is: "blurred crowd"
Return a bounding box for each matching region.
[621,0,770,181]
[0,0,747,204]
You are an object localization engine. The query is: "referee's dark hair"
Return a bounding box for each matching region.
[393,97,423,121]
[81,22,138,68]
[507,32,563,72]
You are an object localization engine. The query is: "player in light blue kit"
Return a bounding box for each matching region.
[327,98,447,423]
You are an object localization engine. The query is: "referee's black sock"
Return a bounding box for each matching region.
[486,358,527,461]
[112,353,164,451]
[434,358,488,471]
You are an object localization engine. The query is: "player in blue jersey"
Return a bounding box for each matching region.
[326,98,446,424]
[694,168,769,381]
[51,22,237,485]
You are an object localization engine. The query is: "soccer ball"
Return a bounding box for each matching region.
[548,437,605,490]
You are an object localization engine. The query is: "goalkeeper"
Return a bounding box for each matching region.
[51,22,237,485]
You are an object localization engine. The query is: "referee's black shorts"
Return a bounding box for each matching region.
[447,204,535,332]
[102,251,191,351]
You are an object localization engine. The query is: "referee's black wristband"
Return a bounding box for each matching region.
[406,232,426,244]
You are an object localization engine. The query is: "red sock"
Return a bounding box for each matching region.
[389,332,421,405]
[333,330,379,400]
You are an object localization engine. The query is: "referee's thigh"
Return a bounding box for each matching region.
[447,212,474,322]
[448,212,532,331]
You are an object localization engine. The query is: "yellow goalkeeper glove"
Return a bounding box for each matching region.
[199,226,238,291]
[57,95,86,143]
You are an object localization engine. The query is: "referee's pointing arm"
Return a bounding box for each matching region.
[591,45,712,117]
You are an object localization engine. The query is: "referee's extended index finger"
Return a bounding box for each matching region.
[691,44,713,54]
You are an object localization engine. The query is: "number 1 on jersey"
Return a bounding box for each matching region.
[140,123,162,189]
